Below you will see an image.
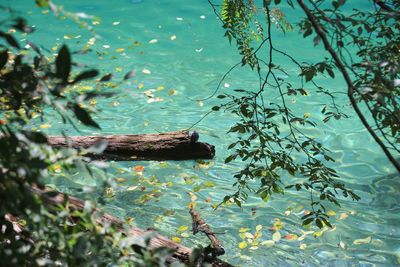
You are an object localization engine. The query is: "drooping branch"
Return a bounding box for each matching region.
[297,0,400,172]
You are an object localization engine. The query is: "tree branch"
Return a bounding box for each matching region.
[296,0,400,172]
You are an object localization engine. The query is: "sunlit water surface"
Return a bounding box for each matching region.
[6,0,400,266]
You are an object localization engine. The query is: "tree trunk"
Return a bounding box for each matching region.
[47,130,215,161]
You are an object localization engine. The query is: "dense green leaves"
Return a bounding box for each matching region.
[72,104,100,129]
[55,44,71,84]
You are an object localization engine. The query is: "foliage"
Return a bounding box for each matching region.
[0,3,175,266]
[210,0,399,227]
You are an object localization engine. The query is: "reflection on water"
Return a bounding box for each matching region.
[10,0,400,265]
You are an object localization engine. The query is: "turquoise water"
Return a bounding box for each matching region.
[5,0,400,265]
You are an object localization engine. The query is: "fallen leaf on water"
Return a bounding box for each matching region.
[142,68,151,74]
[256,225,262,232]
[133,165,145,172]
[260,240,275,247]
[170,35,177,41]
[177,225,189,233]
[147,97,163,103]
[126,217,134,224]
[115,48,125,53]
[40,123,51,129]
[168,89,177,96]
[327,210,337,216]
[272,231,281,242]
[239,227,251,233]
[181,232,189,238]
[339,213,348,220]
[112,21,120,25]
[115,177,126,182]
[284,234,298,241]
[238,241,247,249]
[137,83,144,89]
[353,236,371,245]
[299,243,307,250]
[149,39,158,44]
[127,186,138,191]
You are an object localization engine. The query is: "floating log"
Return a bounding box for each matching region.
[17,186,232,267]
[47,130,215,161]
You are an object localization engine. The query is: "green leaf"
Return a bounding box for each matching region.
[73,104,100,129]
[73,70,99,84]
[100,73,113,82]
[56,44,71,84]
[0,31,20,49]
[123,70,136,80]
[315,218,323,228]
[302,217,314,226]
[35,0,49,7]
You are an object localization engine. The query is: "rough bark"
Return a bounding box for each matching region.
[15,186,233,267]
[47,130,215,161]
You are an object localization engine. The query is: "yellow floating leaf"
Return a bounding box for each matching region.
[181,232,189,238]
[171,237,181,243]
[127,186,138,191]
[327,210,337,216]
[239,227,251,233]
[256,225,262,232]
[112,101,120,107]
[202,181,215,188]
[284,209,291,216]
[177,225,189,233]
[249,246,259,250]
[40,123,51,129]
[260,240,275,247]
[115,67,123,72]
[170,35,177,40]
[303,113,311,118]
[238,241,247,249]
[115,48,125,53]
[353,236,371,245]
[299,243,307,250]
[156,86,165,91]
[205,198,212,203]
[137,83,144,89]
[133,165,145,172]
[126,217,134,224]
[89,99,97,106]
[272,231,281,242]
